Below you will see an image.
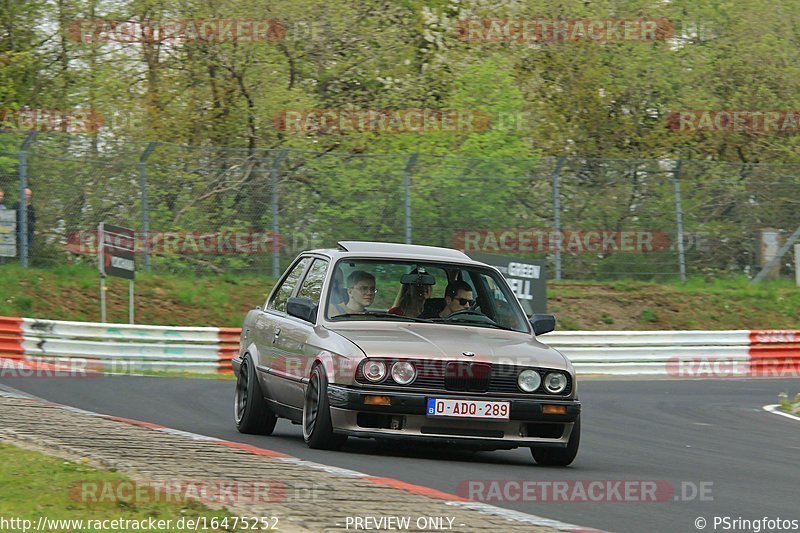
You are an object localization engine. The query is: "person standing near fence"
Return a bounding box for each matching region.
[13,188,35,257]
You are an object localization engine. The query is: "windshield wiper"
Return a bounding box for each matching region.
[426,311,518,331]
[429,318,516,331]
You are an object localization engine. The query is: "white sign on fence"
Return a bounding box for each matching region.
[0,210,17,258]
[795,244,800,287]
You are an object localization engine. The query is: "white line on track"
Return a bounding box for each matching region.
[763,404,800,422]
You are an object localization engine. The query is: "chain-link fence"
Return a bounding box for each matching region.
[1,133,798,281]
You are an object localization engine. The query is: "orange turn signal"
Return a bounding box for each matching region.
[364,396,392,406]
[542,404,567,415]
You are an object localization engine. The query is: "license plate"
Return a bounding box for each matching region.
[426,398,510,420]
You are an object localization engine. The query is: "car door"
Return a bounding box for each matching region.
[259,256,312,403]
[271,257,329,408]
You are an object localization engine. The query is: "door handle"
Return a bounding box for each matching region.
[272,328,281,343]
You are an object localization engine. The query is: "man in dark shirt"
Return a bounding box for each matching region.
[420,280,475,319]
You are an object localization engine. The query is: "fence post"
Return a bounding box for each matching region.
[403,153,419,244]
[17,132,37,268]
[138,142,158,272]
[552,156,566,280]
[672,160,686,282]
[271,149,289,278]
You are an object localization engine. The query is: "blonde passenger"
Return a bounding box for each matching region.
[388,282,432,317]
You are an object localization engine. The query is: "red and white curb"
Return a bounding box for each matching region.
[0,385,600,532]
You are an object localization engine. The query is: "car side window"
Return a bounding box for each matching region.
[268,257,311,312]
[478,272,528,331]
[297,258,329,305]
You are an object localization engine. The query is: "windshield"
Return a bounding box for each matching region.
[325,259,530,333]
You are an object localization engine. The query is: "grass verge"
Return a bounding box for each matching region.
[0,442,235,532]
[548,275,800,330]
[0,262,273,326]
[778,392,800,415]
[1,263,799,330]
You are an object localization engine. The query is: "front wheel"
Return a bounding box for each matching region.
[303,364,347,450]
[531,416,580,466]
[234,355,278,435]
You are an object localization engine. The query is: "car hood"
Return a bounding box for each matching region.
[327,322,569,371]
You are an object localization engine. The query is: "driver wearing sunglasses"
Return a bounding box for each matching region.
[438,280,475,318]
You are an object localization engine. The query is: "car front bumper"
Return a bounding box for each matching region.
[327,385,580,448]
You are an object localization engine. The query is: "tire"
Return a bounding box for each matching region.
[531,415,580,466]
[303,364,347,450]
[234,355,278,435]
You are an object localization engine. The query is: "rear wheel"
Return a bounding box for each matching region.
[303,364,347,450]
[531,416,580,466]
[234,355,278,435]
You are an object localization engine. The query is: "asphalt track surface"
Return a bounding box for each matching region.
[1,375,798,533]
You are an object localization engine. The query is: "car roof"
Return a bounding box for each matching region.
[307,241,481,264]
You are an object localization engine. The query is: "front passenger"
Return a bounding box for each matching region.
[329,271,377,316]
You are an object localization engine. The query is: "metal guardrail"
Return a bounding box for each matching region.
[545,329,798,376]
[544,330,750,375]
[0,316,237,374]
[1,316,797,377]
[543,330,752,346]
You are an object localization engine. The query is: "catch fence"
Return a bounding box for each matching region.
[1,133,798,281]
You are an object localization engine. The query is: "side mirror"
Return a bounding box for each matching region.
[530,314,556,335]
[287,297,317,323]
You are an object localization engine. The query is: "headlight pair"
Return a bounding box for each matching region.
[363,360,416,385]
[517,369,568,394]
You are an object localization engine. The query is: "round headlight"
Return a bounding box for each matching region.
[363,360,387,382]
[391,361,416,385]
[517,369,542,392]
[544,372,568,394]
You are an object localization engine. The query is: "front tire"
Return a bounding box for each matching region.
[235,355,278,435]
[303,364,347,450]
[531,416,580,466]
